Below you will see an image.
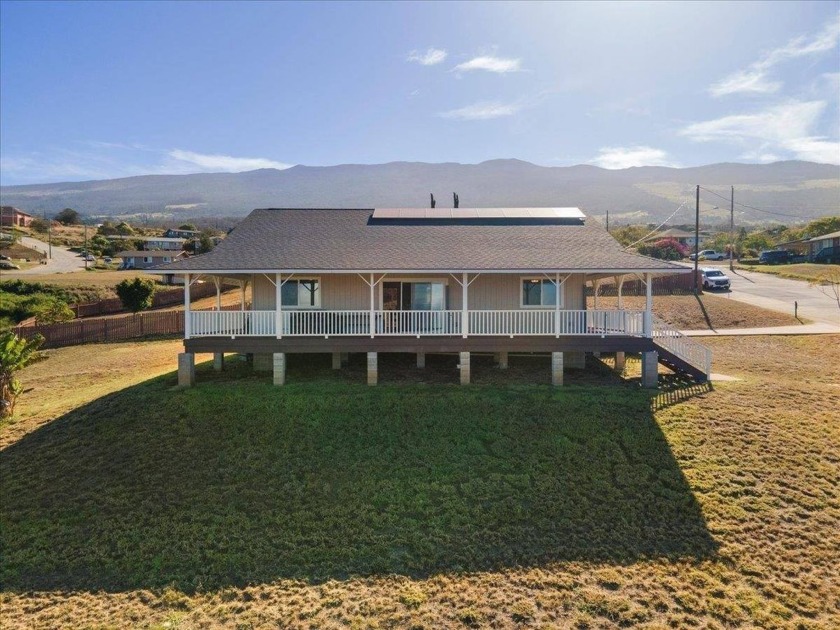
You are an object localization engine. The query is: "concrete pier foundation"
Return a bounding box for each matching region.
[459,351,470,385]
[551,351,564,386]
[614,351,626,372]
[178,353,195,387]
[498,351,508,369]
[367,352,378,385]
[273,352,286,385]
[641,351,659,388]
[417,352,426,368]
[332,352,342,369]
[213,352,224,371]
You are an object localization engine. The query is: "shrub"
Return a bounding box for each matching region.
[32,298,75,325]
[0,331,44,418]
[115,277,156,313]
[637,238,688,261]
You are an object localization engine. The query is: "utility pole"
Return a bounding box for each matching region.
[606,210,610,233]
[729,185,735,271]
[694,184,700,295]
[84,221,88,269]
[44,210,52,259]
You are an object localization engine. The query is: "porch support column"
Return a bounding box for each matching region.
[184,274,191,339]
[459,351,470,385]
[461,272,468,338]
[275,273,283,338]
[369,273,375,338]
[593,278,600,309]
[551,352,564,386]
[178,352,195,387]
[641,351,658,388]
[367,352,378,385]
[214,277,222,311]
[332,352,342,370]
[644,272,653,337]
[555,272,561,337]
[273,352,286,386]
[616,275,625,310]
[416,352,425,368]
[240,280,247,311]
[213,352,224,371]
[498,351,508,369]
[615,351,626,372]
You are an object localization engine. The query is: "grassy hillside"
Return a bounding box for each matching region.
[1,336,838,628]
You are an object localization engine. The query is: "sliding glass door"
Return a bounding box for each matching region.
[382,281,446,310]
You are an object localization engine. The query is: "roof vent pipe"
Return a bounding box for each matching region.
[453,192,459,208]
[430,193,436,209]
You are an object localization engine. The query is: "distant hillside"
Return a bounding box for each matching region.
[1,159,837,224]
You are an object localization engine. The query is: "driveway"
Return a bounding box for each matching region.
[698,262,840,326]
[6,236,87,274]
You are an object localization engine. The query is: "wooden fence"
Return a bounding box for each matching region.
[588,271,701,296]
[15,311,186,349]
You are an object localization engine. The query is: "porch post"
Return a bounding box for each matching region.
[184,273,191,339]
[461,272,468,338]
[555,272,560,338]
[369,273,375,338]
[644,272,652,337]
[214,277,222,311]
[240,281,246,311]
[275,273,282,338]
[593,278,600,309]
[616,275,625,309]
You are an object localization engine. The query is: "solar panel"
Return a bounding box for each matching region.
[372,207,586,220]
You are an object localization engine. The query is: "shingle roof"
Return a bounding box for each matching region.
[117,250,185,258]
[809,230,840,241]
[157,208,686,273]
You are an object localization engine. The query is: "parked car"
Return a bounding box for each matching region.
[0,260,21,270]
[84,254,96,262]
[103,256,113,263]
[701,267,731,291]
[0,253,10,260]
[813,246,840,264]
[758,250,790,265]
[689,249,725,261]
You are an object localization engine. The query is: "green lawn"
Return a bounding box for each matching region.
[735,262,840,282]
[1,340,838,629]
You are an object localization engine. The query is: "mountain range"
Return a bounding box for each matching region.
[1,159,838,225]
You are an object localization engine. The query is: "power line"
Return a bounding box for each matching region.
[623,197,690,250]
[698,186,825,220]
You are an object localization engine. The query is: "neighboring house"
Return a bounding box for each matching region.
[774,237,811,256]
[164,228,201,239]
[808,230,840,259]
[156,207,712,388]
[108,235,187,251]
[117,250,187,269]
[0,206,34,228]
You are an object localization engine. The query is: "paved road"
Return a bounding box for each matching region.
[687,262,840,326]
[5,236,87,274]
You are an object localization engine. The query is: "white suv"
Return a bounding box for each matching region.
[690,249,725,261]
[701,268,731,291]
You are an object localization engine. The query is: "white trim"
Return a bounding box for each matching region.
[520,276,565,309]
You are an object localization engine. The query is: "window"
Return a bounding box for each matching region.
[382,281,446,310]
[281,278,320,307]
[521,278,561,307]
[143,257,152,263]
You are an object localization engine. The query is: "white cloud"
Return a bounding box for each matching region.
[168,149,292,172]
[710,14,840,96]
[590,146,676,169]
[679,100,840,164]
[407,48,447,66]
[438,101,520,120]
[452,55,521,74]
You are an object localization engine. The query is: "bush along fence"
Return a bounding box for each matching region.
[587,270,701,296]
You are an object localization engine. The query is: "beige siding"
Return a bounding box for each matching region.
[250,272,588,310]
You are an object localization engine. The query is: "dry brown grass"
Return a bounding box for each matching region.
[1,336,839,629]
[589,293,803,329]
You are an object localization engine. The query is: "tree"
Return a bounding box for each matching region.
[0,331,44,419]
[115,278,156,313]
[30,218,50,233]
[810,268,840,312]
[32,298,75,325]
[178,223,197,231]
[637,238,688,261]
[54,208,82,225]
[115,221,134,235]
[197,233,215,254]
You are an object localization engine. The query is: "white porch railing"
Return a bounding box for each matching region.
[651,315,713,375]
[188,308,648,338]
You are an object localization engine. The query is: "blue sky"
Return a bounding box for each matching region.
[1,1,838,185]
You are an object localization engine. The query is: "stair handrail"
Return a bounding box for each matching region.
[650,315,712,376]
